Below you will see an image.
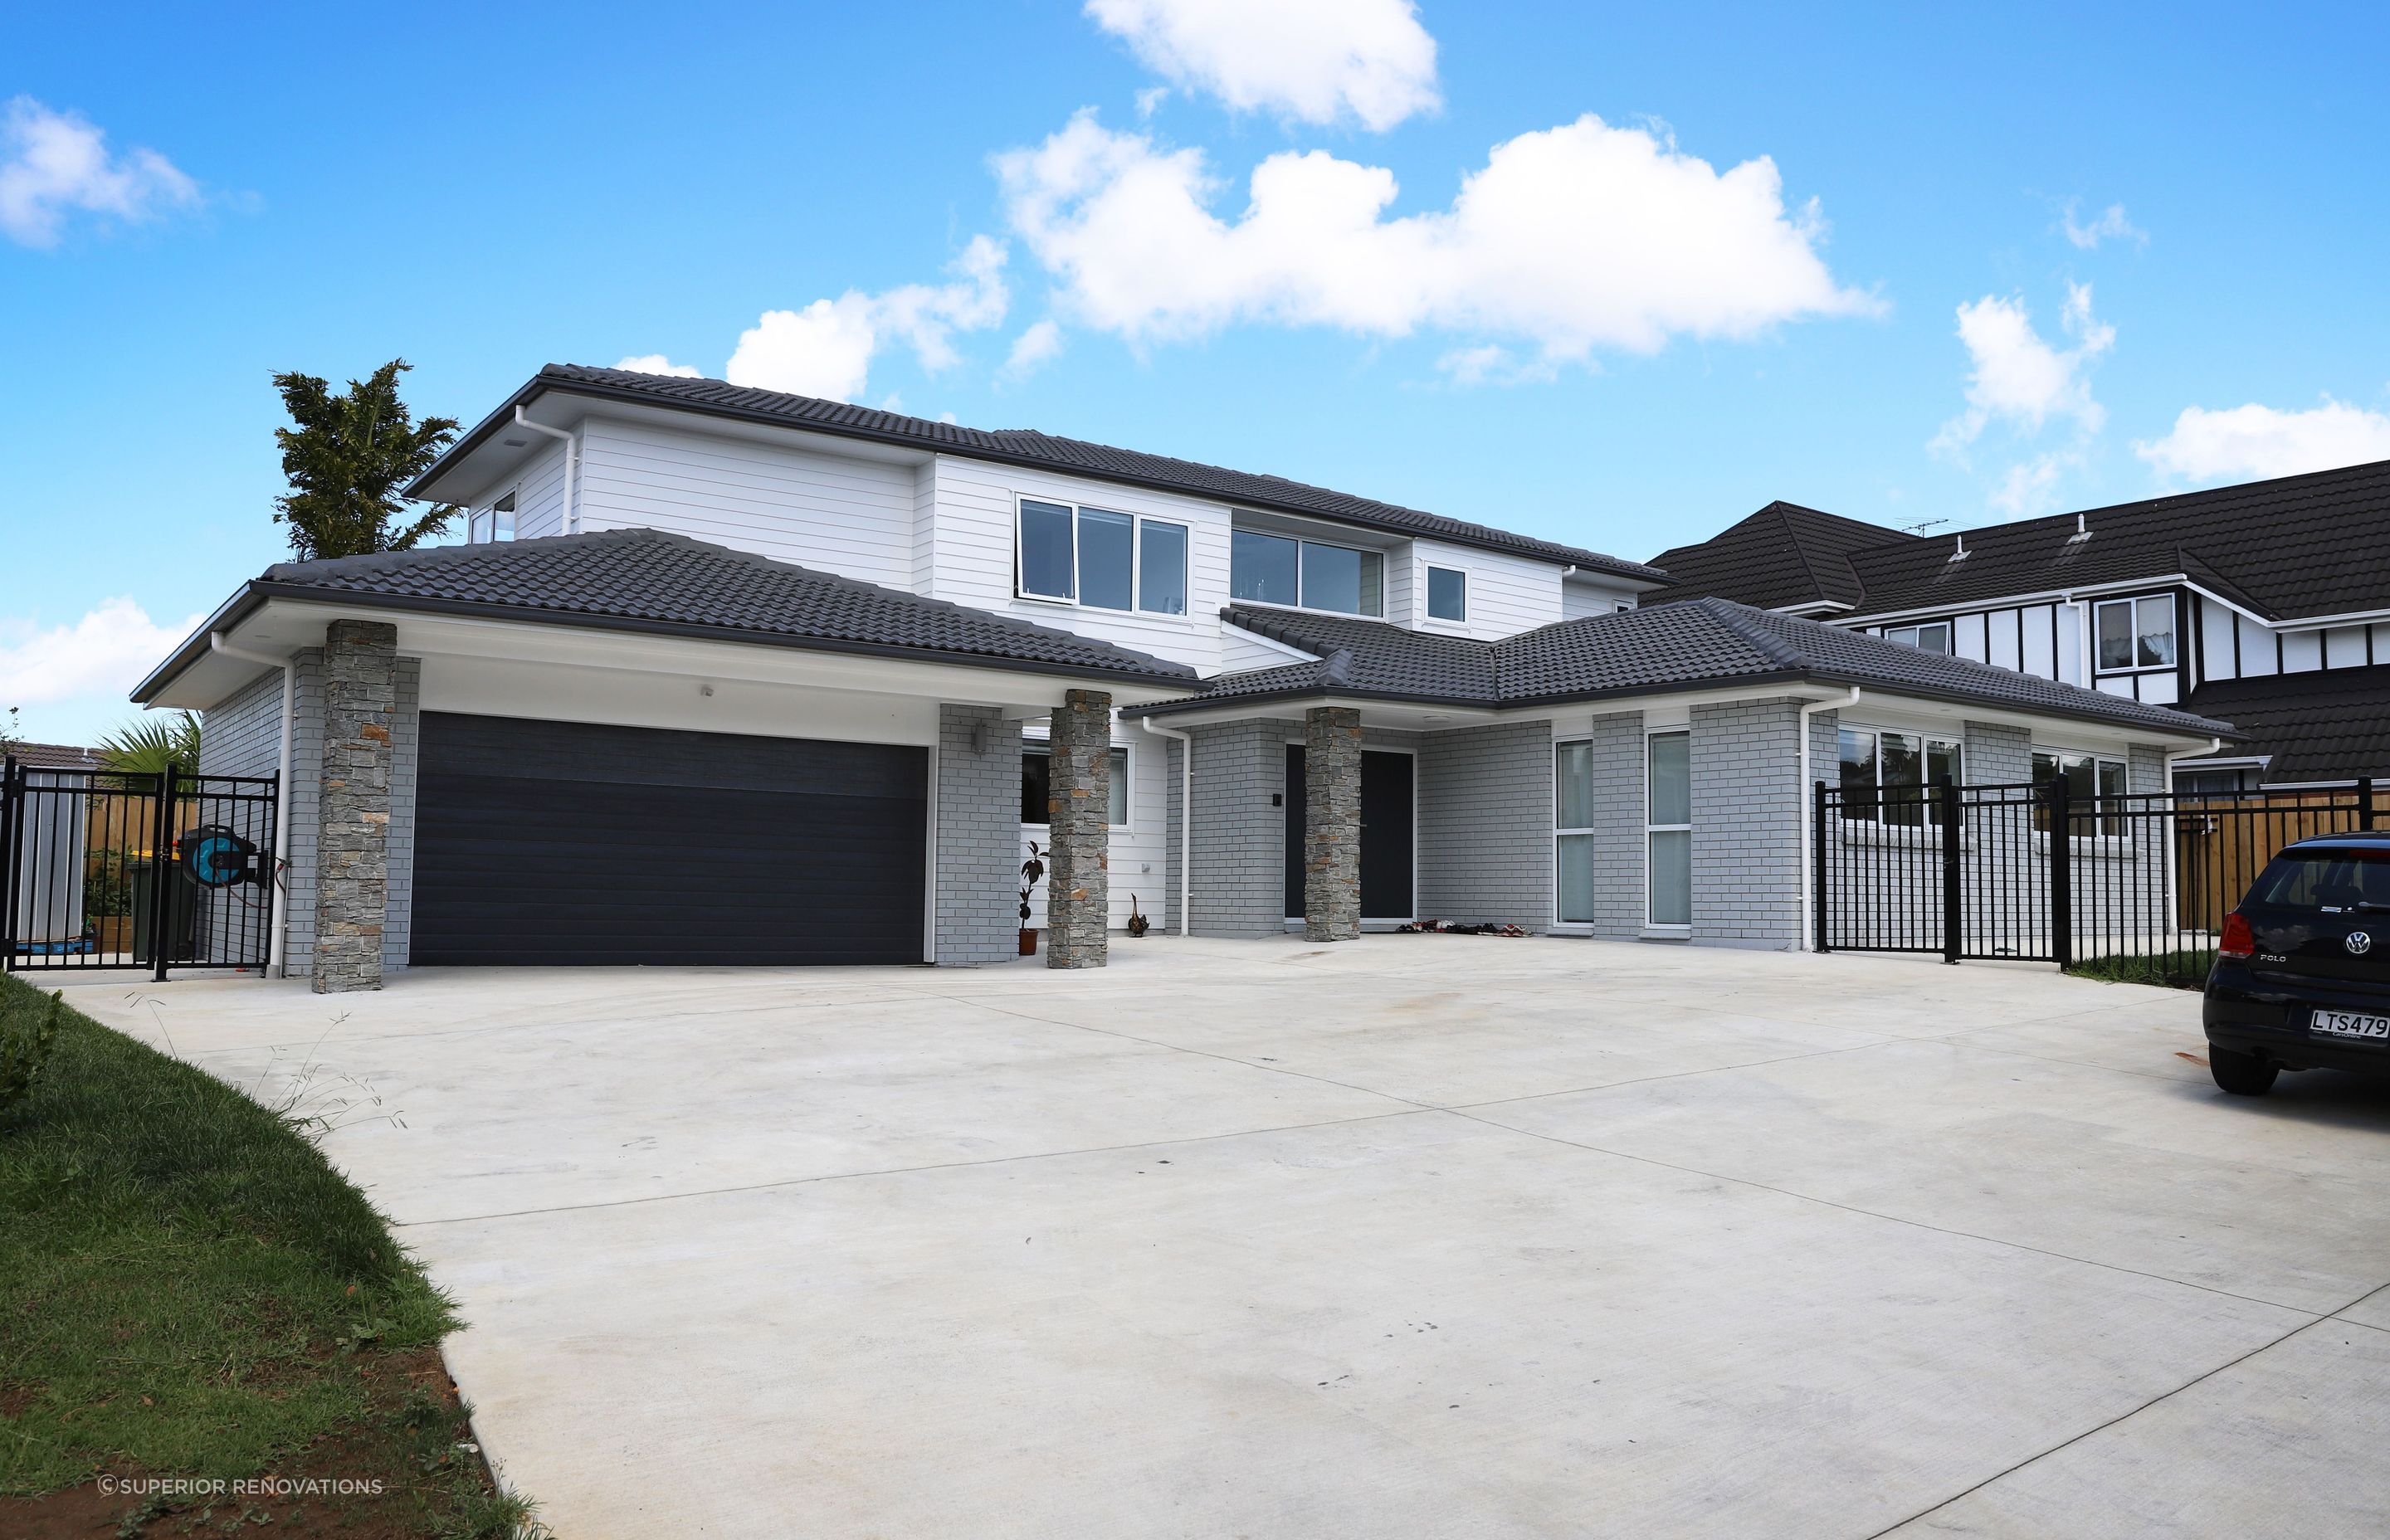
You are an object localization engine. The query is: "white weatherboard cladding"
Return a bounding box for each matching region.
[1018,726,1169,933]
[1409,539,1566,641]
[929,454,1230,676]
[576,416,917,590]
[1562,575,1641,621]
[477,437,569,540]
[1220,626,1318,674]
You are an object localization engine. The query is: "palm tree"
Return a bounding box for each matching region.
[98,713,202,777]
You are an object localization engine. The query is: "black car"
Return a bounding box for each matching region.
[2204,830,2390,1095]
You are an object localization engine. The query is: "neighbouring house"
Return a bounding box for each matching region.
[1646,461,2390,790]
[130,365,2231,989]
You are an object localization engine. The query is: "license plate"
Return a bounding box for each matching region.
[2311,1010,2390,1040]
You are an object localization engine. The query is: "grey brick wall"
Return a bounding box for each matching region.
[1964,720,2032,785]
[934,704,1024,965]
[1185,718,1290,937]
[1690,698,1804,949]
[1417,719,1555,930]
[198,669,285,780]
[382,658,421,972]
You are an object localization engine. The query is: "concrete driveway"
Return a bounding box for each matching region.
[70,938,2390,1538]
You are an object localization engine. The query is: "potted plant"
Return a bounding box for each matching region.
[1018,839,1046,956]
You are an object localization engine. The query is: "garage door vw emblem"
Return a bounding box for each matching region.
[2349,932,2374,957]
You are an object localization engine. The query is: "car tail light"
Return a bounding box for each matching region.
[2219,912,2256,960]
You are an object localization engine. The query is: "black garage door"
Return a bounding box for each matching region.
[411,713,926,966]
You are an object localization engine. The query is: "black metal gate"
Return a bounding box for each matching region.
[2,758,279,979]
[1816,776,2380,987]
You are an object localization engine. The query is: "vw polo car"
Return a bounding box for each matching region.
[2205,830,2390,1096]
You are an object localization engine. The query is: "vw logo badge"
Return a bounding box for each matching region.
[2349,932,2374,957]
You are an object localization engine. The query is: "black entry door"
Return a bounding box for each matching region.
[412,713,926,966]
[1283,745,1416,921]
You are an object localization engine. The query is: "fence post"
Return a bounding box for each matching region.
[2362,776,2377,832]
[1,757,18,972]
[2048,775,2072,970]
[1812,779,1831,953]
[1939,775,1961,965]
[151,764,177,984]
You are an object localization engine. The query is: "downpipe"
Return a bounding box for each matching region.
[1137,716,1193,938]
[512,405,578,534]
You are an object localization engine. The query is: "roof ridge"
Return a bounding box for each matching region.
[1773,504,1839,607]
[1693,597,1808,669]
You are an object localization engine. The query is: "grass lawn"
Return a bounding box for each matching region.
[2069,948,2216,990]
[0,972,539,1538]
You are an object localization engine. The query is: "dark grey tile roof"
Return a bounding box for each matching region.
[1646,501,1919,611]
[2183,667,2390,782]
[1651,460,2390,622]
[6,742,106,772]
[242,528,1196,681]
[422,365,1668,584]
[1133,598,2234,739]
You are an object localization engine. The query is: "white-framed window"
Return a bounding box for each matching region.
[2032,748,2128,836]
[1883,621,1952,654]
[1554,739,1598,925]
[1015,498,1189,616]
[468,490,516,544]
[1646,729,1691,929]
[1836,726,1963,826]
[2094,594,2175,674]
[1426,565,1467,623]
[1229,529,1383,616]
[1020,740,1131,829]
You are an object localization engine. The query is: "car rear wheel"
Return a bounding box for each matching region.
[2210,1046,2279,1097]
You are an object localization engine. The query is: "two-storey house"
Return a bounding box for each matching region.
[1647,461,2390,792]
[134,365,2230,987]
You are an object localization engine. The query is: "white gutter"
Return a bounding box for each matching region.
[512,404,578,535]
[1137,716,1193,938]
[208,633,294,977]
[1798,687,1860,952]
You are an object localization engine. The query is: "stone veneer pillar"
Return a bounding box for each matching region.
[1045,689,1113,968]
[312,619,398,993]
[1304,706,1363,942]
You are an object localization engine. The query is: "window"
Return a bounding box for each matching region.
[2095,595,2175,673]
[1230,529,1383,616]
[1883,621,1951,654]
[1554,741,1599,924]
[1427,566,1467,623]
[1837,727,1962,826]
[1021,743,1130,828]
[2032,748,2128,836]
[469,491,516,544]
[1646,731,1691,928]
[1016,500,1189,614]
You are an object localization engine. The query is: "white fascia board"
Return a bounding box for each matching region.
[149,597,1192,713]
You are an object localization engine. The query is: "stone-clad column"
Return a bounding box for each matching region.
[312,619,398,993]
[1046,689,1112,969]
[1305,706,1363,942]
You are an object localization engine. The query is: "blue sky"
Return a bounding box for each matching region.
[6,0,2388,747]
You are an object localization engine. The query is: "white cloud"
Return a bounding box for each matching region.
[995,112,1872,373]
[0,96,200,248]
[1932,283,2113,456]
[1085,0,1439,131]
[2135,398,2390,483]
[613,354,704,378]
[726,236,1008,401]
[2061,200,2146,251]
[1988,452,2073,517]
[0,598,202,709]
[1004,319,1066,379]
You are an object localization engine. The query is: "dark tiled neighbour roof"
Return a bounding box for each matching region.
[1646,502,1919,611]
[5,741,106,772]
[1134,598,2235,740]
[418,365,1668,585]
[138,529,1196,701]
[1651,460,2390,622]
[2183,668,2390,783]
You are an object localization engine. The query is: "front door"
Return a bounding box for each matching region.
[1283,746,1416,922]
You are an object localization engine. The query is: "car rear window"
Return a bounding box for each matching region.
[2247,849,2390,909]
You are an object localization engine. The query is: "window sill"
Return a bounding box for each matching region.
[1638,927,1691,942]
[1012,594,1200,626]
[1228,598,1388,624]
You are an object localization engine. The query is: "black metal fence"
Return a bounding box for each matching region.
[1815,777,2379,988]
[2,759,279,979]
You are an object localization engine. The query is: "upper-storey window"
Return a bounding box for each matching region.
[1427,566,1467,622]
[2095,595,2174,673]
[1230,530,1383,616]
[1883,621,1950,654]
[468,491,516,544]
[1017,498,1188,615]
